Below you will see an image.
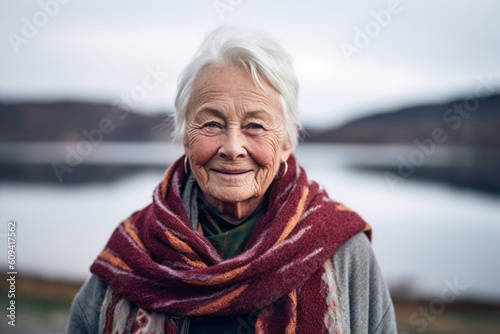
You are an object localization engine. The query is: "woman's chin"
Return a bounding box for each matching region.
[209,188,255,205]
[202,185,263,210]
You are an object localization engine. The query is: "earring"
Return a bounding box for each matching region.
[184,156,189,175]
[282,161,288,178]
[276,161,288,179]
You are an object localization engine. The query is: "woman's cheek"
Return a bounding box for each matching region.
[188,132,219,165]
[248,134,282,167]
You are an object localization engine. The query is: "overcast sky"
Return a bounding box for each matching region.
[1,0,499,128]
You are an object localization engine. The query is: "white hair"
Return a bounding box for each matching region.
[173,26,301,149]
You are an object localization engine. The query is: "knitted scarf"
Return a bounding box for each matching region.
[90,154,369,333]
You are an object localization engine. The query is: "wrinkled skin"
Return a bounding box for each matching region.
[184,64,292,221]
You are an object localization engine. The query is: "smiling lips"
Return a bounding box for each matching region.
[213,169,251,175]
[211,169,253,181]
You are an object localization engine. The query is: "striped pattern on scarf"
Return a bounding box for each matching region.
[90,154,369,333]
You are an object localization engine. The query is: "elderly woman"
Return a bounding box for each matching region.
[68,26,396,333]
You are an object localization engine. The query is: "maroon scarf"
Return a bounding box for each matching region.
[91,154,369,333]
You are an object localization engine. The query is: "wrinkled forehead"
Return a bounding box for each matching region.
[188,64,281,112]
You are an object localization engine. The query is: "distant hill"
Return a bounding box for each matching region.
[1,95,499,144]
[305,94,500,146]
[0,100,172,142]
[302,93,500,194]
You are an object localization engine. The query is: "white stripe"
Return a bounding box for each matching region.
[277,246,324,274]
[322,258,345,334]
[299,204,321,222]
[266,225,312,254]
[151,281,243,309]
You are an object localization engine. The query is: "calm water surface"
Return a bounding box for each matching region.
[1,143,499,302]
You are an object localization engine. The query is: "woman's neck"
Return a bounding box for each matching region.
[202,194,264,223]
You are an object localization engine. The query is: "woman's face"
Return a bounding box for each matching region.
[184,64,291,216]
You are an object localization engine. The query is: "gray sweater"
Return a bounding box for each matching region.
[67,232,397,333]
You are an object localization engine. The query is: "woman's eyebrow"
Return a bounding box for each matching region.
[196,107,226,119]
[196,108,272,120]
[244,110,272,119]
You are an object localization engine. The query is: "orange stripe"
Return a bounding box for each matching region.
[164,230,207,268]
[285,290,298,334]
[197,224,204,236]
[187,284,247,316]
[182,255,207,269]
[336,203,351,211]
[99,250,132,272]
[184,264,250,286]
[164,229,195,254]
[276,187,309,244]
[123,218,146,251]
[363,223,372,233]
[363,223,372,241]
[255,317,265,334]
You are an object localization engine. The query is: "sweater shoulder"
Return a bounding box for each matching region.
[333,232,397,333]
[66,274,107,333]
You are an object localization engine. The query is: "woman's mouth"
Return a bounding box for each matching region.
[215,169,249,174]
[211,169,252,180]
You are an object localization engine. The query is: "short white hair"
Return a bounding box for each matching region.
[173,26,301,149]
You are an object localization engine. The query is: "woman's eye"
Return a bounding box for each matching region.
[204,122,219,128]
[248,123,263,130]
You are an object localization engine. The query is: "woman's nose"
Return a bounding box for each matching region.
[218,129,247,160]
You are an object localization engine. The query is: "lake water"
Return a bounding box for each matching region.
[0,143,499,302]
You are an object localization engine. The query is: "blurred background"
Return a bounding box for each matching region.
[1,0,499,333]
